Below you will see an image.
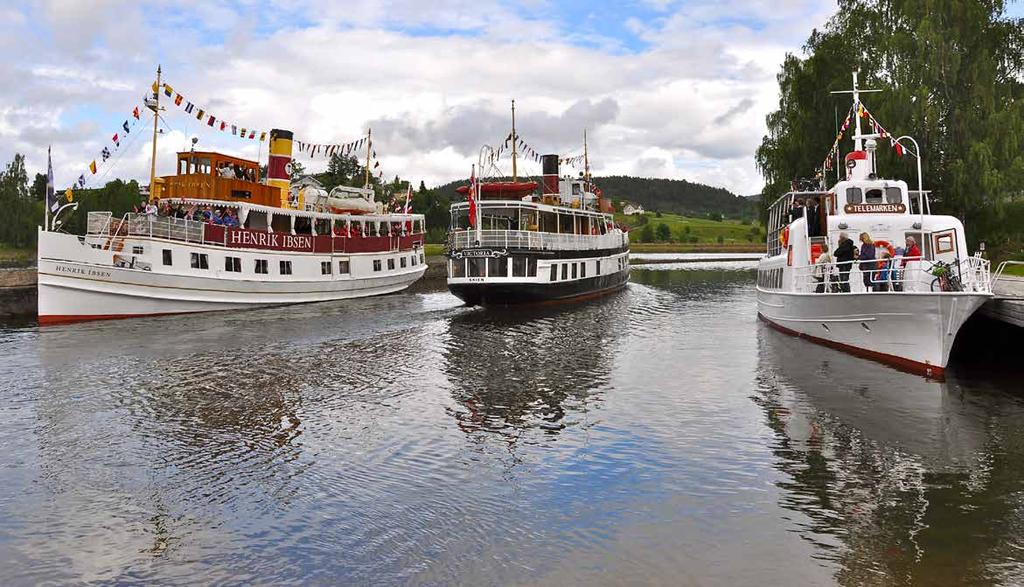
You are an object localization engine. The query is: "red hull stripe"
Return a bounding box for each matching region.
[757,312,945,380]
[38,312,190,326]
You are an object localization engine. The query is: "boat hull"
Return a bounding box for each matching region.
[756,288,991,377]
[449,269,629,306]
[37,231,425,325]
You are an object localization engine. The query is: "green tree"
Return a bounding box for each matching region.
[639,223,655,243]
[31,172,47,201]
[756,0,1024,251]
[655,222,671,241]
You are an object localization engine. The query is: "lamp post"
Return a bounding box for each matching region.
[894,135,924,227]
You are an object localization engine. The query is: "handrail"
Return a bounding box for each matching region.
[447,229,628,252]
[992,260,1024,289]
[788,256,991,294]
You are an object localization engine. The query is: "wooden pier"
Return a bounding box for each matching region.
[981,274,1024,328]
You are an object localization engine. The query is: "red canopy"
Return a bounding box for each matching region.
[456,181,538,199]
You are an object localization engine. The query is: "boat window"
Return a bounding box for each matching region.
[451,209,471,230]
[271,214,291,233]
[846,187,863,204]
[373,259,382,272]
[562,264,568,280]
[596,260,601,275]
[512,256,527,277]
[225,256,241,272]
[539,211,557,233]
[280,260,293,275]
[572,263,578,279]
[162,249,172,266]
[387,258,395,270]
[132,245,144,255]
[581,262,587,279]
[468,258,485,277]
[321,261,332,275]
[410,255,417,267]
[864,188,884,203]
[549,264,557,281]
[400,257,408,268]
[451,259,465,278]
[255,259,268,274]
[935,232,955,254]
[295,217,312,235]
[572,183,582,196]
[885,187,902,204]
[190,252,208,270]
[339,260,350,274]
[527,258,537,277]
[245,211,268,231]
[488,257,507,277]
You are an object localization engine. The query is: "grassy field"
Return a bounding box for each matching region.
[0,247,34,264]
[1003,264,1024,277]
[615,212,764,245]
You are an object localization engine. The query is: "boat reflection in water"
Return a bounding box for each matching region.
[755,323,1024,585]
[442,291,626,445]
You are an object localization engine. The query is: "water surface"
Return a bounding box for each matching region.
[1,264,1022,585]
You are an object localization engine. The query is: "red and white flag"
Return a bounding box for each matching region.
[403,185,412,214]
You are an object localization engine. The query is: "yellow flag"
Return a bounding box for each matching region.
[152,80,159,94]
[89,161,97,174]
[65,188,73,203]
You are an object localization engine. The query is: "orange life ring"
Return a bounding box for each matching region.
[779,226,790,247]
[874,240,896,268]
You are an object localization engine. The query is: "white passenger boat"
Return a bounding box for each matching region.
[756,71,993,378]
[38,88,425,325]
[446,127,629,305]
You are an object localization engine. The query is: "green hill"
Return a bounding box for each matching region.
[616,211,764,244]
[433,175,755,220]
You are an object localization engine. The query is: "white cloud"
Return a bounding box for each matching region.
[0,0,836,196]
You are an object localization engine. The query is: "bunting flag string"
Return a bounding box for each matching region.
[159,82,266,143]
[822,101,901,172]
[293,135,368,160]
[71,104,145,192]
[485,132,585,169]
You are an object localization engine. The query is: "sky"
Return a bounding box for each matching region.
[1,0,1021,196]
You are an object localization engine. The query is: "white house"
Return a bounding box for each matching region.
[623,203,645,216]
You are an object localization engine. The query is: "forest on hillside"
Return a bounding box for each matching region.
[756,0,1024,257]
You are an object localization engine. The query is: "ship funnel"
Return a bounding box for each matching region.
[267,129,294,205]
[541,154,559,195]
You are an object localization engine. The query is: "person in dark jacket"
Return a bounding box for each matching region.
[805,198,820,237]
[858,232,877,291]
[789,198,805,223]
[833,232,856,292]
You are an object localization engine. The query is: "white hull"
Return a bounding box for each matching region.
[756,288,990,376]
[37,230,425,324]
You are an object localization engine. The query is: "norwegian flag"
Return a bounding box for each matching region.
[402,185,413,233]
[467,167,477,228]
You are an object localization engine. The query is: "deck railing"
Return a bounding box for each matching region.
[789,256,992,294]
[125,213,207,243]
[447,229,628,252]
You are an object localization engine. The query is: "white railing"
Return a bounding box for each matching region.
[791,256,992,294]
[124,213,206,243]
[448,229,627,252]
[991,260,1024,289]
[86,211,113,235]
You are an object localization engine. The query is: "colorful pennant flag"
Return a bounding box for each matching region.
[163,84,173,97]
[185,102,194,113]
[112,133,120,147]
[101,147,111,161]
[175,93,183,106]
[133,106,140,120]
[207,115,215,127]
[196,109,204,121]
[122,120,130,134]
[88,160,97,174]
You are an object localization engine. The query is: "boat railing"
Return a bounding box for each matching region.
[789,256,992,294]
[991,260,1024,289]
[447,229,628,252]
[86,211,114,235]
[124,213,207,243]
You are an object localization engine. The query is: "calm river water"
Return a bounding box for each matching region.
[2,261,1023,586]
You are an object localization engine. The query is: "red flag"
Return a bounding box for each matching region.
[895,142,904,157]
[220,121,226,131]
[207,115,215,127]
[132,106,140,120]
[468,168,477,227]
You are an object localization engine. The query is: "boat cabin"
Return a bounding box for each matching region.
[152,151,286,208]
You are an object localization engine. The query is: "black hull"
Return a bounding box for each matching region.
[448,269,630,306]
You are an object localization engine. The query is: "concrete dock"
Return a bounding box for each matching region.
[981,274,1024,328]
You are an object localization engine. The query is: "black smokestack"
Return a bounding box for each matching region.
[541,154,559,195]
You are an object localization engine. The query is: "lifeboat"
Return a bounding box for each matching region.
[456,181,538,200]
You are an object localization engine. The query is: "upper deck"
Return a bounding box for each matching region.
[153,151,286,208]
[448,200,627,253]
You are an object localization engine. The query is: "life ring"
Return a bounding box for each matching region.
[779,226,789,247]
[874,239,896,268]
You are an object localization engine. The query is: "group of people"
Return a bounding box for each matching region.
[813,233,922,293]
[789,197,824,238]
[217,163,257,183]
[134,199,241,227]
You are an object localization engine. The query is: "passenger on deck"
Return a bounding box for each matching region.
[789,198,805,223]
[903,236,921,267]
[813,243,833,293]
[218,165,234,178]
[144,201,158,219]
[223,209,240,228]
[805,198,821,237]
[858,232,877,292]
[875,252,896,292]
[834,232,856,293]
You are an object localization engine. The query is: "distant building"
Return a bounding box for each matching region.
[291,175,324,191]
[623,203,645,216]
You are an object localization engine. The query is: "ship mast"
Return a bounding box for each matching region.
[583,129,590,183]
[364,127,372,189]
[147,65,161,202]
[511,100,518,183]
